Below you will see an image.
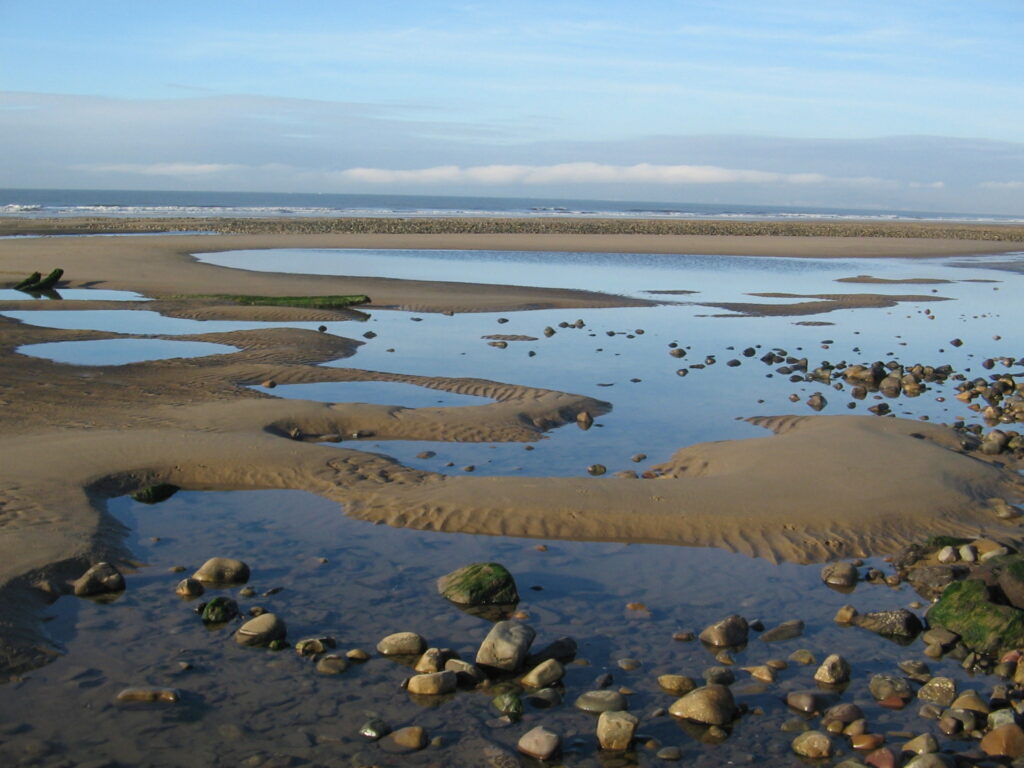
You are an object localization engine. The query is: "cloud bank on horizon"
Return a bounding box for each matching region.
[2,1,1024,214]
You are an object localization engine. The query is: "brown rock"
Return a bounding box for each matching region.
[981,723,1024,758]
[406,671,456,695]
[668,684,735,725]
[597,710,638,751]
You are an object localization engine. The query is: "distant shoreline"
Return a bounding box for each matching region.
[4,215,1024,245]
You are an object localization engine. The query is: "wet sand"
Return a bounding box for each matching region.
[0,221,1022,675]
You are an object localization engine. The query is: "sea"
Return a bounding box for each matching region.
[1,188,1022,224]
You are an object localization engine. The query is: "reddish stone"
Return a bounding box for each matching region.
[865,747,897,768]
[981,723,1024,758]
[877,695,907,710]
[851,733,884,751]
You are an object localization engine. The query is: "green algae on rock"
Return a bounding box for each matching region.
[437,562,519,606]
[130,483,180,505]
[928,579,1024,656]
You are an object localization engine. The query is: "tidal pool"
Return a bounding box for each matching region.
[18,339,238,366]
[250,381,495,409]
[0,288,150,302]
[0,490,983,767]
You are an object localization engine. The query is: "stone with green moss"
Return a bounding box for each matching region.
[200,597,239,624]
[437,562,519,606]
[131,483,180,505]
[924,535,972,551]
[927,579,1024,656]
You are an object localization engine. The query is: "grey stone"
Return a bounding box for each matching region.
[521,658,564,688]
[760,619,805,642]
[234,613,286,647]
[73,562,125,596]
[476,621,536,671]
[917,677,956,706]
[517,726,560,761]
[813,654,851,685]
[821,562,858,587]
[792,730,833,758]
[597,710,638,751]
[668,684,736,725]
[376,631,426,656]
[575,690,627,713]
[699,614,748,646]
[192,557,250,585]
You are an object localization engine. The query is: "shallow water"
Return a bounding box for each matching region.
[250,381,495,409]
[17,339,238,366]
[3,249,1023,765]
[0,288,149,302]
[0,490,985,767]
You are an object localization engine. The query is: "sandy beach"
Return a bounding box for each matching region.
[0,219,1022,678]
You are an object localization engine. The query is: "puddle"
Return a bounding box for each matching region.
[252,381,494,409]
[195,248,1017,301]
[0,309,322,336]
[0,489,985,766]
[18,339,238,366]
[0,289,150,302]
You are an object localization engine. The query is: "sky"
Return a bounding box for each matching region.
[3,0,1024,213]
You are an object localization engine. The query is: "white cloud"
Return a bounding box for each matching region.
[337,162,885,187]
[73,162,240,177]
[979,180,1024,190]
[909,181,945,189]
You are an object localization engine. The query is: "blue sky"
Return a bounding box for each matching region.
[4,1,1024,212]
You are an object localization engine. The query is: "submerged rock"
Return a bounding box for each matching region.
[597,710,638,751]
[476,621,535,671]
[200,597,239,624]
[851,608,922,639]
[73,562,125,597]
[699,614,749,647]
[669,684,736,725]
[437,562,519,605]
[234,613,286,647]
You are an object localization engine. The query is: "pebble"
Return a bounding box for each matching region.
[115,687,179,703]
[981,723,1024,757]
[814,654,851,685]
[668,684,736,725]
[789,649,815,665]
[175,578,204,598]
[617,658,641,671]
[73,562,125,597]
[597,710,638,751]
[234,613,286,647]
[656,745,682,760]
[698,614,748,646]
[192,557,250,585]
[346,648,370,661]
[517,726,560,760]
[657,675,696,695]
[521,658,564,688]
[575,690,627,713]
[382,726,426,752]
[760,619,805,642]
[476,621,536,671]
[917,676,956,706]
[821,561,858,587]
[406,671,457,695]
[376,631,426,656]
[792,730,833,758]
[315,655,348,675]
[295,636,335,656]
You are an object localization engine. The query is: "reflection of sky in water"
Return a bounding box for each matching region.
[250,381,494,408]
[18,339,237,366]
[6,249,1022,475]
[0,288,149,301]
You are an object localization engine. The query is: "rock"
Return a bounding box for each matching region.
[760,619,805,642]
[921,627,959,648]
[834,604,858,624]
[315,655,348,675]
[437,562,519,605]
[376,631,426,656]
[293,635,335,656]
[903,754,954,768]
[814,654,851,685]
[668,684,735,725]
[866,748,898,768]
[234,613,286,647]
[383,726,426,752]
[521,658,564,688]
[792,731,833,758]
[950,689,989,714]
[587,464,606,476]
[917,677,956,706]
[789,649,815,665]
[981,723,1024,757]
[595,711,637,752]
[741,665,776,683]
[359,717,390,740]
[786,690,838,714]
[115,687,179,703]
[346,648,370,661]
[868,674,911,702]
[406,671,457,695]
[491,691,523,720]
[192,557,250,585]
[656,746,683,760]
[823,703,864,727]
[200,597,239,624]
[526,636,577,666]
[657,674,696,695]
[131,483,179,505]
[73,562,125,596]
[852,608,922,639]
[517,726,560,761]
[414,647,456,673]
[575,690,627,714]
[928,579,1024,655]
[527,687,562,709]
[851,733,884,751]
[175,577,204,597]
[476,621,535,671]
[902,733,938,754]
[905,565,963,600]
[703,666,734,685]
[897,658,930,682]
[699,614,748,646]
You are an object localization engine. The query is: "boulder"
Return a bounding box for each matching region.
[852,608,922,639]
[234,613,286,647]
[376,631,426,656]
[437,562,519,605]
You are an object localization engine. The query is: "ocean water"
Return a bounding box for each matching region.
[2,188,1022,224]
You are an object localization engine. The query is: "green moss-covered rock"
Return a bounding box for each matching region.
[131,483,180,505]
[200,597,239,624]
[924,535,972,551]
[928,579,1024,656]
[437,562,519,606]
